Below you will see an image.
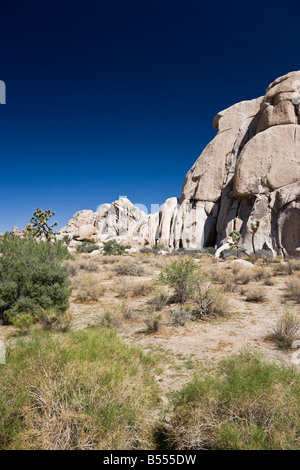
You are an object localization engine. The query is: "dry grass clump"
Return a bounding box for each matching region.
[97,311,122,329]
[40,309,72,332]
[192,285,229,320]
[0,329,161,450]
[245,288,267,303]
[148,293,169,312]
[284,275,300,303]
[167,351,300,450]
[65,261,80,277]
[263,275,275,286]
[113,279,153,298]
[143,313,163,334]
[169,308,191,326]
[235,269,255,285]
[114,278,131,298]
[252,267,269,282]
[117,300,134,320]
[271,260,300,277]
[75,274,106,302]
[288,259,300,272]
[209,269,229,285]
[101,255,122,265]
[131,282,153,297]
[267,312,300,350]
[115,262,145,277]
[79,261,99,272]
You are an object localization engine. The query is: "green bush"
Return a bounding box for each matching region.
[0,234,71,325]
[103,240,127,255]
[76,241,99,253]
[11,313,34,334]
[168,351,300,450]
[158,259,199,303]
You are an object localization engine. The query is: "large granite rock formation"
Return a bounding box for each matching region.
[59,71,300,256]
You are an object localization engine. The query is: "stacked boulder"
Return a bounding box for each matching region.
[58,71,300,256]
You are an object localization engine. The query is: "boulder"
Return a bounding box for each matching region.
[59,71,300,257]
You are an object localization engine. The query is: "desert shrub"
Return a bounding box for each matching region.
[67,262,80,276]
[76,241,99,253]
[0,234,71,325]
[272,261,298,277]
[210,269,230,285]
[79,261,99,272]
[115,278,131,298]
[75,275,106,302]
[221,247,248,259]
[11,313,34,334]
[170,308,191,326]
[233,268,255,285]
[245,288,267,303]
[288,260,300,272]
[263,275,274,286]
[98,311,121,329]
[115,262,145,276]
[102,256,120,264]
[284,276,300,303]
[192,285,229,320]
[167,351,300,450]
[103,240,127,256]
[148,293,169,312]
[132,282,153,297]
[247,250,274,264]
[158,259,199,303]
[210,270,236,292]
[40,309,72,332]
[144,313,163,334]
[117,300,133,320]
[252,268,269,282]
[267,312,300,349]
[140,243,166,255]
[0,329,161,450]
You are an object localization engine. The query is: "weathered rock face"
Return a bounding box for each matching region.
[179,70,300,256]
[59,198,156,251]
[58,71,300,256]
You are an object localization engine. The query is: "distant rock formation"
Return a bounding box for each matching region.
[59,71,300,256]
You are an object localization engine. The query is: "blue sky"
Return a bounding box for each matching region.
[1,0,300,231]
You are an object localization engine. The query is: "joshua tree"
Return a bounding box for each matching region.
[228,230,247,257]
[28,208,58,240]
[250,220,260,254]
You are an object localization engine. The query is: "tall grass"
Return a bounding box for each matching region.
[0,329,161,450]
[167,351,300,450]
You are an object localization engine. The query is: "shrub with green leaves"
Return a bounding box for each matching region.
[11,313,34,334]
[103,240,127,255]
[158,259,199,303]
[76,241,99,253]
[0,234,71,325]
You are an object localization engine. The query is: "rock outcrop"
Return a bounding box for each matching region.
[58,71,300,256]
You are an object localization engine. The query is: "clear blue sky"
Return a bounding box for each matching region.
[1,0,300,231]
